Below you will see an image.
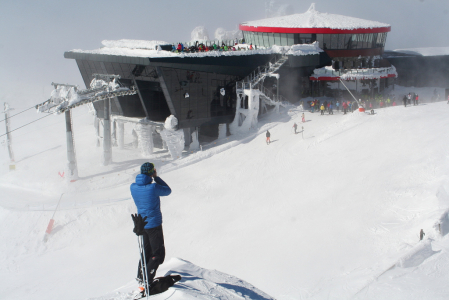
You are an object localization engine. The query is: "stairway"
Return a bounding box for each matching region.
[236,55,289,92]
[231,55,290,134]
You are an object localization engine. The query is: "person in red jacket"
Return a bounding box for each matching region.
[342,101,348,114]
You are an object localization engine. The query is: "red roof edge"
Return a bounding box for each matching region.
[239,25,391,34]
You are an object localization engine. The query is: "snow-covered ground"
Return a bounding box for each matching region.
[1,87,449,299]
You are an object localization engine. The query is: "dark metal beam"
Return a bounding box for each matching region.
[156,67,177,117]
[132,77,150,119]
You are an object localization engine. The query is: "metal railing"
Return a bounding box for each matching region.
[312,66,397,78]
[236,55,288,90]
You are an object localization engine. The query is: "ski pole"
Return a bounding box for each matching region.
[137,237,150,300]
[140,236,150,300]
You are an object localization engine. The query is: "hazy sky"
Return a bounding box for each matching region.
[1,0,448,106]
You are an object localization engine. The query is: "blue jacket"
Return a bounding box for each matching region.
[130,174,172,229]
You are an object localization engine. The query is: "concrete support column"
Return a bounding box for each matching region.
[189,128,199,151]
[65,110,78,180]
[183,128,191,147]
[218,124,227,139]
[117,121,125,149]
[112,120,118,147]
[136,123,154,157]
[94,116,100,147]
[103,99,112,166]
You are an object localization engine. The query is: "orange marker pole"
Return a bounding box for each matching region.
[43,193,64,242]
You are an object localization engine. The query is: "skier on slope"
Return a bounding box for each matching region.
[130,162,172,295]
[266,130,271,144]
[293,122,298,134]
[320,103,325,115]
[301,112,305,123]
[403,95,407,107]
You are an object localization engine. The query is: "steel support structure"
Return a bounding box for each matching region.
[4,103,15,170]
[65,110,78,179]
[103,98,112,165]
[156,67,177,117]
[132,77,150,119]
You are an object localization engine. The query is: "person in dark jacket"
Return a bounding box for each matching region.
[130,162,172,288]
[266,130,271,144]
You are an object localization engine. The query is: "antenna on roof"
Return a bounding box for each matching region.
[307,3,316,12]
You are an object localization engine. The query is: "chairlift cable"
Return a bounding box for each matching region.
[0,114,53,138]
[0,105,36,123]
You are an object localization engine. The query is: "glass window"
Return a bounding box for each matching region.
[343,34,351,49]
[376,33,383,47]
[359,34,366,49]
[269,33,275,46]
[247,32,253,46]
[330,34,338,49]
[323,34,331,50]
[367,33,374,48]
[242,32,247,44]
[352,34,362,49]
[257,33,263,47]
[316,34,324,48]
[294,34,300,44]
[263,33,270,47]
[371,33,376,48]
[286,33,294,46]
[301,33,312,44]
[272,33,278,45]
[337,34,345,49]
[279,33,287,46]
[252,32,258,46]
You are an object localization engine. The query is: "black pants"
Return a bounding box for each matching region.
[137,225,165,284]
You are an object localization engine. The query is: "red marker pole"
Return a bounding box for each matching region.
[43,193,64,242]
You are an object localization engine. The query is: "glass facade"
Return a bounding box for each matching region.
[243,31,387,50]
[161,68,238,123]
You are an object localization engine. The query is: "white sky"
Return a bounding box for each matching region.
[0,0,448,106]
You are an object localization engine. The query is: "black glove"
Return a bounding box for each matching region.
[131,214,148,236]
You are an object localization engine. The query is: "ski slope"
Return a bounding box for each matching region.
[1,90,449,300]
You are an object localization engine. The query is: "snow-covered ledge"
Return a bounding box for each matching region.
[310,65,398,81]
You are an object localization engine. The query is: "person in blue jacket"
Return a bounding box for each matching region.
[130,162,172,287]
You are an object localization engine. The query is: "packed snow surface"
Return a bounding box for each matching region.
[101,40,169,50]
[1,86,449,299]
[392,47,449,57]
[241,3,390,30]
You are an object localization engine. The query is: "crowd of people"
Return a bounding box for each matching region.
[171,39,255,53]
[304,91,435,115]
[306,99,356,115]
